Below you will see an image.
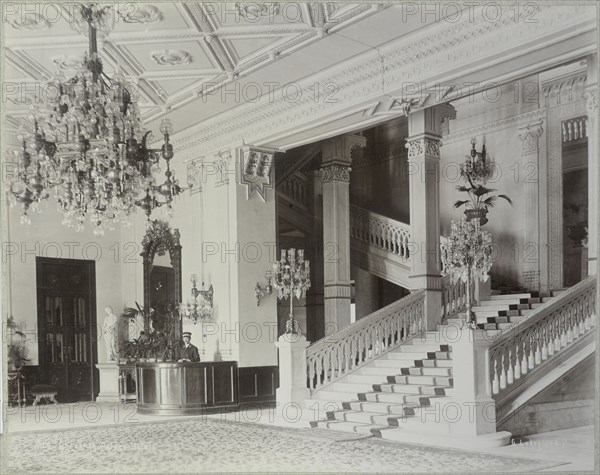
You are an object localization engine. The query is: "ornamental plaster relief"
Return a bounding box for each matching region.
[171,6,593,161]
[320,164,351,183]
[405,137,441,159]
[518,121,544,156]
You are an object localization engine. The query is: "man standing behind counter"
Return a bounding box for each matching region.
[178,332,201,362]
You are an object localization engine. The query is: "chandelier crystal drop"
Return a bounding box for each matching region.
[8,3,183,235]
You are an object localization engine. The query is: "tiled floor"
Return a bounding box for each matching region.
[2,403,595,472]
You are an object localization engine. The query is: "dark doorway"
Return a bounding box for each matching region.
[36,257,98,402]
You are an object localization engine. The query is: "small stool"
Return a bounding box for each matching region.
[30,385,58,406]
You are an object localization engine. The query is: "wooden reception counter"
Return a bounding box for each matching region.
[136,361,239,415]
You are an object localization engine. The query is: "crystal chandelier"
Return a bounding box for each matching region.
[270,248,311,335]
[440,218,493,327]
[179,275,214,324]
[8,4,183,235]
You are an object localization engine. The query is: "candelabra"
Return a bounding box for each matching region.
[440,218,492,328]
[271,248,311,335]
[179,275,214,324]
[255,270,273,306]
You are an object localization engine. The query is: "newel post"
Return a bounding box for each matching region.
[448,328,511,444]
[275,334,310,407]
[474,277,492,305]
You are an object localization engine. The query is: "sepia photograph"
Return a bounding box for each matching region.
[0,1,598,472]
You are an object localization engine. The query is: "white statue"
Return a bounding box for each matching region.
[102,306,119,362]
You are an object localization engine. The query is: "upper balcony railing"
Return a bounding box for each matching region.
[278,171,310,209]
[349,205,411,260]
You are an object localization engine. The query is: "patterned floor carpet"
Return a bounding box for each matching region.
[6,417,563,473]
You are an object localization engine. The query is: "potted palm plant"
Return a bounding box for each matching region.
[454,140,512,225]
[7,316,29,371]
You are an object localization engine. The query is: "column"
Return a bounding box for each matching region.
[585,54,598,275]
[321,134,366,333]
[518,120,544,290]
[406,104,455,330]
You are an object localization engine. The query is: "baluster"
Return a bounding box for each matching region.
[514,340,522,380]
[540,326,548,361]
[562,121,567,141]
[507,348,514,385]
[528,337,536,370]
[534,333,542,365]
[492,353,500,394]
[499,350,507,390]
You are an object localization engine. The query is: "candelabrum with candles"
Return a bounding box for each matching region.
[270,248,311,335]
[179,274,214,324]
[440,218,492,328]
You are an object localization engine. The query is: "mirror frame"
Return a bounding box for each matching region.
[140,220,182,333]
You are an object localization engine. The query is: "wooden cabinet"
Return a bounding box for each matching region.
[136,361,238,415]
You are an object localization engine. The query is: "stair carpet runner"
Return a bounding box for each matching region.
[309,290,563,439]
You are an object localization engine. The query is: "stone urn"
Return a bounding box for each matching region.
[464,208,488,225]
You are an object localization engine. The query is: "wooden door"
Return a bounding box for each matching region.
[36,257,97,402]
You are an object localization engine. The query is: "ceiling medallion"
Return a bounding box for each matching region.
[151,50,192,66]
[8,4,185,235]
[118,5,162,23]
[51,55,83,70]
[235,3,280,19]
[7,14,50,30]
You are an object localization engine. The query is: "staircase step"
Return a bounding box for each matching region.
[313,390,362,402]
[328,410,420,426]
[310,420,387,435]
[416,359,453,368]
[359,391,440,405]
[371,359,421,368]
[343,400,421,415]
[427,351,452,360]
[347,374,389,384]
[376,375,453,388]
[489,293,532,300]
[330,382,378,393]
[358,366,408,376]
[383,352,430,361]
[400,366,452,376]
[397,345,445,353]
[379,382,448,395]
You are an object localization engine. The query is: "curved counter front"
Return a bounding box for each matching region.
[136,361,238,415]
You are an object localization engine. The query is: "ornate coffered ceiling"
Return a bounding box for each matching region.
[3,2,383,124]
[2,3,597,163]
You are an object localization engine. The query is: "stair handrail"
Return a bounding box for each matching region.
[306,289,426,392]
[488,275,596,396]
[349,205,411,260]
[441,273,468,321]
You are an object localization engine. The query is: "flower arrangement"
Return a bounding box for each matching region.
[453,139,512,225]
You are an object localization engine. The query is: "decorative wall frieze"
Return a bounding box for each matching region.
[151,50,192,66]
[405,137,441,159]
[518,120,544,155]
[320,164,351,183]
[167,6,593,159]
[237,146,276,201]
[542,72,587,108]
[443,109,546,144]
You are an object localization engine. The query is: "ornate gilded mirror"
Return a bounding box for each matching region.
[141,220,182,335]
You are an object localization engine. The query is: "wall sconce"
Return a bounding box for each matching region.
[179,274,214,323]
[255,270,273,306]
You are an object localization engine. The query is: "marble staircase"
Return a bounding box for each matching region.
[307,289,567,447]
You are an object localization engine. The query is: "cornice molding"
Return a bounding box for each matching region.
[169,5,594,160]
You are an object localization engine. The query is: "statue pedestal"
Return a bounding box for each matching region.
[95,362,120,403]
